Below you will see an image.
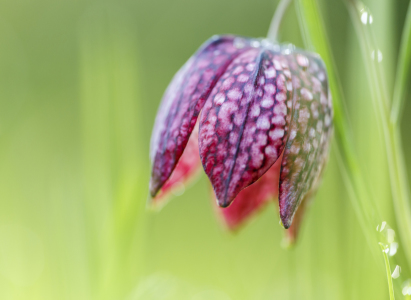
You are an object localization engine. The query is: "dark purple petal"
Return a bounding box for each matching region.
[279,51,333,229]
[215,153,282,230]
[150,123,201,207]
[199,47,293,207]
[150,36,251,197]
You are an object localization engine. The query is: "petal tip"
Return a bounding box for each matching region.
[280,214,292,229]
[217,198,232,208]
[149,176,161,198]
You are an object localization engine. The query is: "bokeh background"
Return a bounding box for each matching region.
[0,0,410,299]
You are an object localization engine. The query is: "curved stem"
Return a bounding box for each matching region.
[391,1,411,124]
[267,0,293,42]
[345,0,411,268]
[379,243,395,300]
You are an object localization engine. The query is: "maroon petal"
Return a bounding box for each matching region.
[279,51,333,229]
[199,48,293,207]
[216,152,282,230]
[150,36,251,197]
[151,123,201,207]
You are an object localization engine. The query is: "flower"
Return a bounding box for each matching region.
[149,35,333,240]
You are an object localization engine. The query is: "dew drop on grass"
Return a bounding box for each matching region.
[251,40,260,48]
[403,280,411,296]
[403,286,411,296]
[392,265,401,279]
[360,8,373,25]
[386,228,395,244]
[389,242,399,256]
[371,50,383,62]
[234,38,246,49]
[379,221,387,232]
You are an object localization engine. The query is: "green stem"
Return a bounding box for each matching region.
[345,0,411,269]
[379,243,395,300]
[391,1,411,124]
[295,0,381,260]
[267,0,293,42]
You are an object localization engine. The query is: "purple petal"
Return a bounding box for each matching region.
[150,36,250,197]
[151,123,201,207]
[199,48,293,207]
[279,51,333,229]
[215,152,282,230]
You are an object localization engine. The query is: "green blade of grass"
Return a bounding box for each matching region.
[379,243,395,300]
[391,1,411,124]
[345,0,411,271]
[295,0,381,260]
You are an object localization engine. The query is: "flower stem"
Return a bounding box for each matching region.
[379,243,395,300]
[345,0,411,269]
[267,0,293,42]
[391,1,411,124]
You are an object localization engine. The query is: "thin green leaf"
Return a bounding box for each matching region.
[379,243,395,300]
[345,0,411,270]
[295,0,380,259]
[391,1,411,124]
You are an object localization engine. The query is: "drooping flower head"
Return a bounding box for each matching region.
[149,35,333,239]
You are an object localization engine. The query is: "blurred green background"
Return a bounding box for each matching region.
[0,0,410,299]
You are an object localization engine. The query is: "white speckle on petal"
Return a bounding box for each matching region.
[237,74,249,82]
[325,115,331,127]
[256,115,270,129]
[301,88,313,101]
[246,63,256,72]
[274,103,287,115]
[244,83,253,93]
[276,92,287,102]
[250,105,260,117]
[264,67,276,78]
[272,115,285,126]
[265,145,277,157]
[214,93,225,105]
[264,84,275,95]
[290,130,297,140]
[286,81,293,91]
[261,97,274,108]
[232,66,244,75]
[227,88,242,101]
[269,128,285,140]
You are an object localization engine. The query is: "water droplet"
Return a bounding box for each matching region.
[387,228,395,244]
[389,242,399,256]
[251,40,260,48]
[379,221,386,232]
[261,39,271,48]
[361,11,368,24]
[402,280,411,295]
[281,44,295,55]
[234,38,246,49]
[360,8,373,25]
[392,265,401,279]
[376,225,379,231]
[371,50,383,62]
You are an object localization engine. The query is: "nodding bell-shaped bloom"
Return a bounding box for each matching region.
[149,35,333,240]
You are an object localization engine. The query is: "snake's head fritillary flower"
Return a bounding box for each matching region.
[149,35,333,240]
